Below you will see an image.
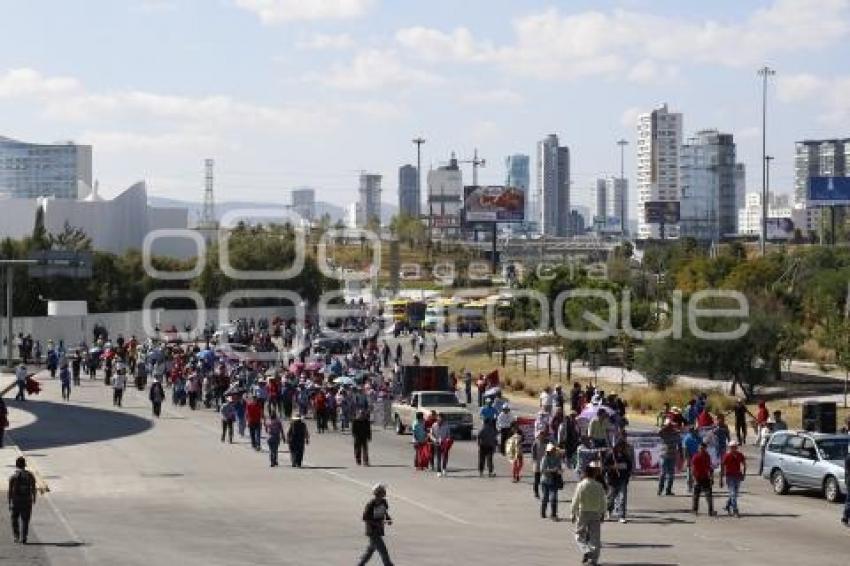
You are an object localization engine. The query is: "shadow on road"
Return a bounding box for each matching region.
[25,541,88,548]
[8,400,153,450]
[603,542,673,549]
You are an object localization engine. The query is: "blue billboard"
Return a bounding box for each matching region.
[808,177,850,205]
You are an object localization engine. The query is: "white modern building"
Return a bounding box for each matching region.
[0,181,192,257]
[637,104,682,239]
[738,191,794,236]
[290,187,315,222]
[679,130,738,242]
[794,138,850,233]
[0,135,93,199]
[356,173,382,228]
[593,176,628,234]
[346,202,362,229]
[537,134,570,236]
[427,153,463,238]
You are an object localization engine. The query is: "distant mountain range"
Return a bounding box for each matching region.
[148,196,398,225]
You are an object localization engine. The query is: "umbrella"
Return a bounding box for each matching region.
[484,386,502,398]
[289,362,305,373]
[577,404,615,424]
[305,361,323,372]
[334,375,355,386]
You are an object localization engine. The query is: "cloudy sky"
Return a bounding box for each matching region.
[1,0,849,213]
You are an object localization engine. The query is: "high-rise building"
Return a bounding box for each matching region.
[794,138,850,233]
[738,191,793,235]
[0,135,92,199]
[427,153,463,238]
[505,154,530,223]
[594,179,608,230]
[734,163,746,212]
[290,187,315,221]
[636,104,682,239]
[358,172,382,228]
[536,134,570,236]
[679,130,738,242]
[397,164,419,218]
[570,209,586,235]
[594,177,628,234]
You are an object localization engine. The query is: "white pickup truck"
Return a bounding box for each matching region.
[392,390,474,440]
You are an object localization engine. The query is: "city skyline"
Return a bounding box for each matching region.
[1,0,849,214]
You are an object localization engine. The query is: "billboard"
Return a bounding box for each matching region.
[644,201,680,224]
[464,185,525,223]
[808,176,850,206]
[594,216,624,233]
[765,217,794,240]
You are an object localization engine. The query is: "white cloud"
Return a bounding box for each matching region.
[777,72,850,123]
[79,130,223,153]
[393,0,850,81]
[0,68,81,98]
[296,33,355,50]
[458,89,523,106]
[620,107,642,129]
[318,49,442,91]
[627,59,679,84]
[234,0,373,24]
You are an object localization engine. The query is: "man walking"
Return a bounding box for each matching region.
[246,395,263,451]
[357,483,394,566]
[691,442,717,516]
[8,457,37,544]
[604,435,634,523]
[286,414,309,467]
[721,440,746,517]
[14,364,27,402]
[571,462,606,565]
[265,410,283,467]
[657,418,682,496]
[477,421,498,477]
[352,409,372,466]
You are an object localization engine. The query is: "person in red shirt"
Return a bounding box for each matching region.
[696,408,714,428]
[721,441,746,517]
[246,396,264,451]
[691,442,716,516]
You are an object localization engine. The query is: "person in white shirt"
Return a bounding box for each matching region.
[14,364,28,402]
[496,406,516,455]
[112,368,127,407]
[429,414,452,476]
[539,387,552,414]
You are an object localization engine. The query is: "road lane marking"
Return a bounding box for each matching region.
[322,469,470,525]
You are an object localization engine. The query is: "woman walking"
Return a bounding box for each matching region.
[506,426,524,482]
[149,380,165,418]
[286,415,309,467]
[59,362,72,401]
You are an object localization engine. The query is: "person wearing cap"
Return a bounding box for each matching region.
[603,433,634,523]
[691,442,716,516]
[286,414,309,468]
[540,442,563,520]
[479,397,497,425]
[357,483,394,566]
[721,440,746,517]
[570,463,606,565]
[657,418,682,496]
[8,456,37,544]
[496,405,515,455]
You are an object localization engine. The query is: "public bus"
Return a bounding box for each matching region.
[422,297,464,332]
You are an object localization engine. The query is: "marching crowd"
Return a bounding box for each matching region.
[6,319,850,566]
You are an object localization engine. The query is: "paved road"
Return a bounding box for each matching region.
[2,367,849,566]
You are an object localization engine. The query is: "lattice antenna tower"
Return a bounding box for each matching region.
[201,158,216,228]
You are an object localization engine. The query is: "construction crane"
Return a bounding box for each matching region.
[459,148,486,186]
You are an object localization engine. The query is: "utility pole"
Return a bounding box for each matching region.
[617,139,629,236]
[758,65,776,256]
[765,155,774,242]
[412,136,427,249]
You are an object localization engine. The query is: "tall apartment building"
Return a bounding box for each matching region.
[738,191,793,236]
[594,177,628,234]
[397,164,419,218]
[636,104,682,239]
[358,172,382,228]
[794,138,850,233]
[594,178,608,229]
[290,187,315,221]
[679,130,738,242]
[536,134,570,236]
[505,154,530,224]
[427,153,463,238]
[734,163,746,212]
[0,135,92,199]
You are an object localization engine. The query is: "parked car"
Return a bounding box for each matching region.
[761,431,849,502]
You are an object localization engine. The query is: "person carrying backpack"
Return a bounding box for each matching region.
[8,457,37,544]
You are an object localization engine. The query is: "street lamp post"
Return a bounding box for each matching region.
[617,139,629,236]
[758,65,776,256]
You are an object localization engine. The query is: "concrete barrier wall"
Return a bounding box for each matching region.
[2,305,297,348]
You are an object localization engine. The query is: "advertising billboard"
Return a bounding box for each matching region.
[644,201,680,224]
[464,185,525,223]
[808,177,850,206]
[765,217,794,240]
[594,216,624,233]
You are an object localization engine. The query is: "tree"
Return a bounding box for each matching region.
[49,222,92,252]
[822,314,850,408]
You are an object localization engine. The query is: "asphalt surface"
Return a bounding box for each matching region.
[1,354,849,565]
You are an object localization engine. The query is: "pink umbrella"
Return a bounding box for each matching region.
[305,361,322,372]
[288,362,305,373]
[577,404,615,425]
